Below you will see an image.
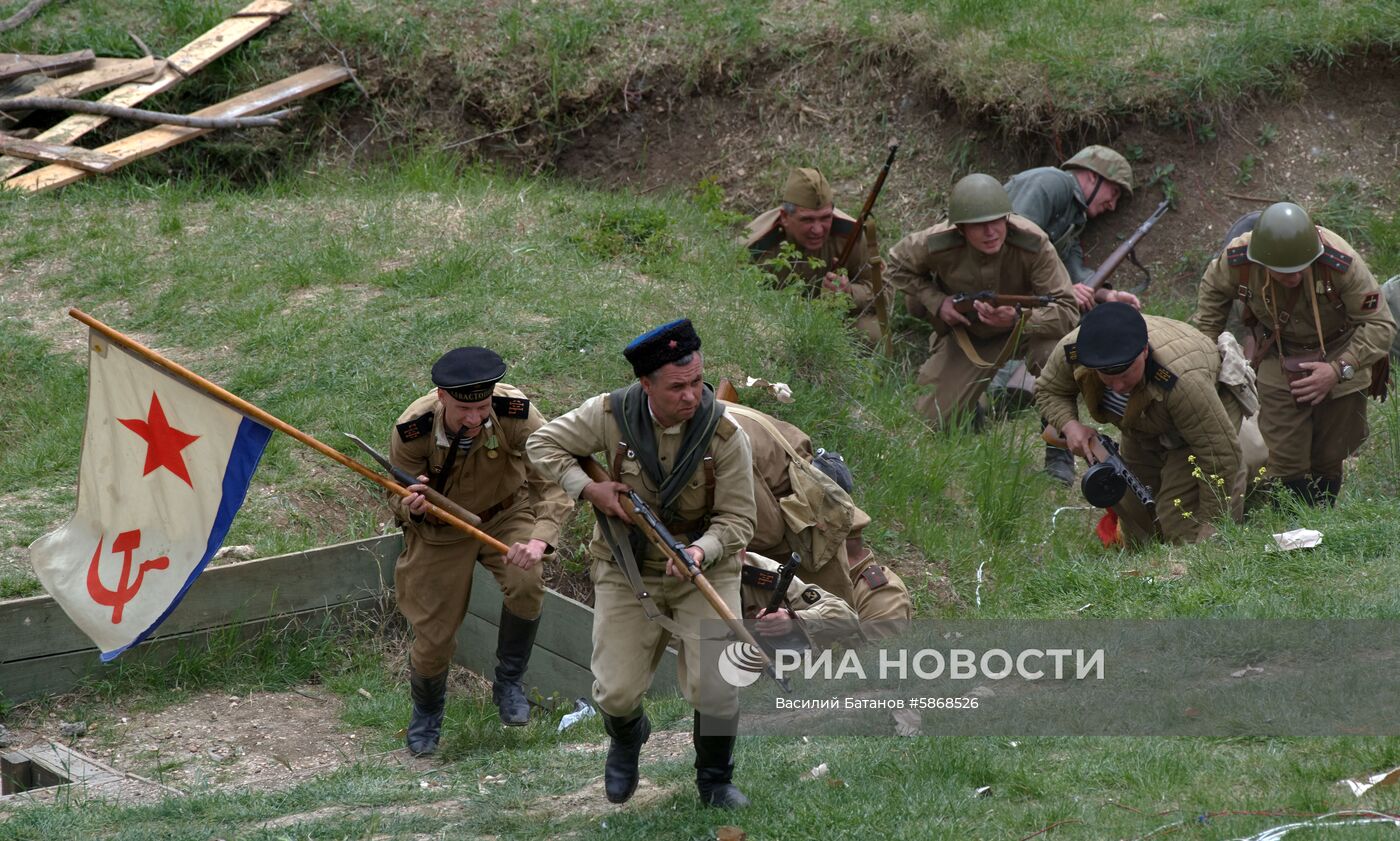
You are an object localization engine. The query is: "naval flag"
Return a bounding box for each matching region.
[29,329,272,660]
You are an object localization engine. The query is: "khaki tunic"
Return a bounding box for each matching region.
[389,384,573,676]
[725,404,857,606]
[1196,228,1396,480]
[525,393,756,718]
[745,206,888,344]
[740,552,860,651]
[847,550,912,641]
[888,215,1078,425]
[1036,317,1244,545]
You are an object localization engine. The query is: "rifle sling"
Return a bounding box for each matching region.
[597,513,720,641]
[952,313,1028,370]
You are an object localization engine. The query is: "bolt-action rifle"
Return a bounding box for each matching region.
[934,291,1055,336]
[1085,198,1170,294]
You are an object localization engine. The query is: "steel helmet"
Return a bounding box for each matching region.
[1063,145,1134,194]
[948,173,1012,224]
[1247,202,1322,273]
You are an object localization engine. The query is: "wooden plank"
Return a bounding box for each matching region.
[463,562,598,666]
[0,58,161,103]
[0,0,292,180]
[5,64,351,193]
[0,50,95,84]
[0,136,121,172]
[0,534,400,663]
[0,600,382,704]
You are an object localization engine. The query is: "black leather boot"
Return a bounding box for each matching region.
[1279,476,1318,507]
[1310,475,1342,507]
[1044,444,1075,486]
[492,607,540,726]
[694,712,748,809]
[406,669,448,756]
[602,709,651,803]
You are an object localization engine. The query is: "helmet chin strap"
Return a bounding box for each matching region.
[1083,173,1104,206]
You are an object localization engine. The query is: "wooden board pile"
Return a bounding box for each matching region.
[0,0,350,194]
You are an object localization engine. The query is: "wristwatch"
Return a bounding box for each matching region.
[1337,360,1356,381]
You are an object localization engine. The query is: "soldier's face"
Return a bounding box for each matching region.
[1095,349,1149,394]
[959,218,1007,255]
[779,204,834,251]
[1267,268,1306,288]
[1086,182,1121,218]
[641,354,705,427]
[437,389,493,436]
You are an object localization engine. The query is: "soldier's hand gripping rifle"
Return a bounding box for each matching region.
[1042,426,1156,508]
[577,456,790,691]
[830,142,898,274]
[752,552,809,658]
[1085,198,1170,295]
[933,291,1055,336]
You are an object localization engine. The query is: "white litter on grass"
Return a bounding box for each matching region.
[557,698,596,733]
[1225,810,1400,840]
[800,763,829,781]
[743,377,794,403]
[975,561,986,608]
[1268,528,1322,551]
[1340,765,1400,797]
[1050,505,1093,532]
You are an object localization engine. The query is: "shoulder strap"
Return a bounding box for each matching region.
[725,405,807,464]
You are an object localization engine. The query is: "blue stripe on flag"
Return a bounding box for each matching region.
[100,417,273,661]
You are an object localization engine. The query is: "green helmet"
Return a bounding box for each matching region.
[1063,145,1134,194]
[1247,202,1321,273]
[948,173,1012,225]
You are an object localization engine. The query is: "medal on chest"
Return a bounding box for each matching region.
[483,419,500,459]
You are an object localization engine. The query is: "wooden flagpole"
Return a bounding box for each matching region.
[67,307,511,554]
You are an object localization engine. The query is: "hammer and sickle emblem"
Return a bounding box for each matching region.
[86,529,171,624]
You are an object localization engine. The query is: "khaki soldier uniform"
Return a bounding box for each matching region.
[1196,227,1395,492]
[1037,316,1246,545]
[847,548,912,641]
[1383,275,1400,358]
[744,207,888,344]
[723,403,857,607]
[888,214,1078,425]
[740,552,860,650]
[390,384,572,677]
[524,392,755,719]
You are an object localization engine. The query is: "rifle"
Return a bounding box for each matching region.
[1042,426,1155,508]
[575,456,787,690]
[831,142,898,273]
[344,433,483,528]
[752,552,809,660]
[1085,198,1170,294]
[934,291,1054,335]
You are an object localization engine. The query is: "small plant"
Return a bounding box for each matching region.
[1256,123,1279,146]
[1147,163,1179,206]
[1195,122,1217,142]
[1235,154,1257,187]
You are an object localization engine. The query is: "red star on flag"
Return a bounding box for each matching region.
[119,392,200,487]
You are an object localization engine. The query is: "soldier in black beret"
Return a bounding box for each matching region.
[1036,303,1248,545]
[388,347,573,754]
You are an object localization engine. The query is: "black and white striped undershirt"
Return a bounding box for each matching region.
[1100,390,1130,418]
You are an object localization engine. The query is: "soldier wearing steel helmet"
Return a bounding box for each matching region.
[888,173,1078,428]
[744,167,890,344]
[1195,202,1396,505]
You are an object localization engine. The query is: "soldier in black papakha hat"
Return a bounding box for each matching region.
[526,319,757,809]
[1035,303,1250,546]
[388,347,573,753]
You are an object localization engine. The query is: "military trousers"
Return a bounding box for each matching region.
[1112,435,1245,546]
[1257,383,1368,481]
[589,553,741,719]
[395,501,545,677]
[915,329,1060,428]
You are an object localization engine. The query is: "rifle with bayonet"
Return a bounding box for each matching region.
[933,291,1056,336]
[1042,426,1155,509]
[1085,198,1170,294]
[576,456,790,691]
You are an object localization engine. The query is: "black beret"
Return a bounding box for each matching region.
[1074,302,1148,370]
[624,319,701,377]
[431,347,506,402]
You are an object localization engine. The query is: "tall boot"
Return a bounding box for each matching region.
[1310,475,1342,507]
[1278,476,1318,507]
[406,669,448,756]
[492,607,540,726]
[694,712,749,809]
[1044,444,1074,486]
[602,709,651,804]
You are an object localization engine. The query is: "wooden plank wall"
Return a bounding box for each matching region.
[0,536,678,706]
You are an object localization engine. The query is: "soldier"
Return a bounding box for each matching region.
[390,347,573,754]
[1036,303,1247,545]
[525,319,756,809]
[1195,202,1396,505]
[744,167,890,344]
[992,146,1141,482]
[740,551,861,651]
[887,173,1078,463]
[845,508,913,641]
[1384,275,1400,359]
